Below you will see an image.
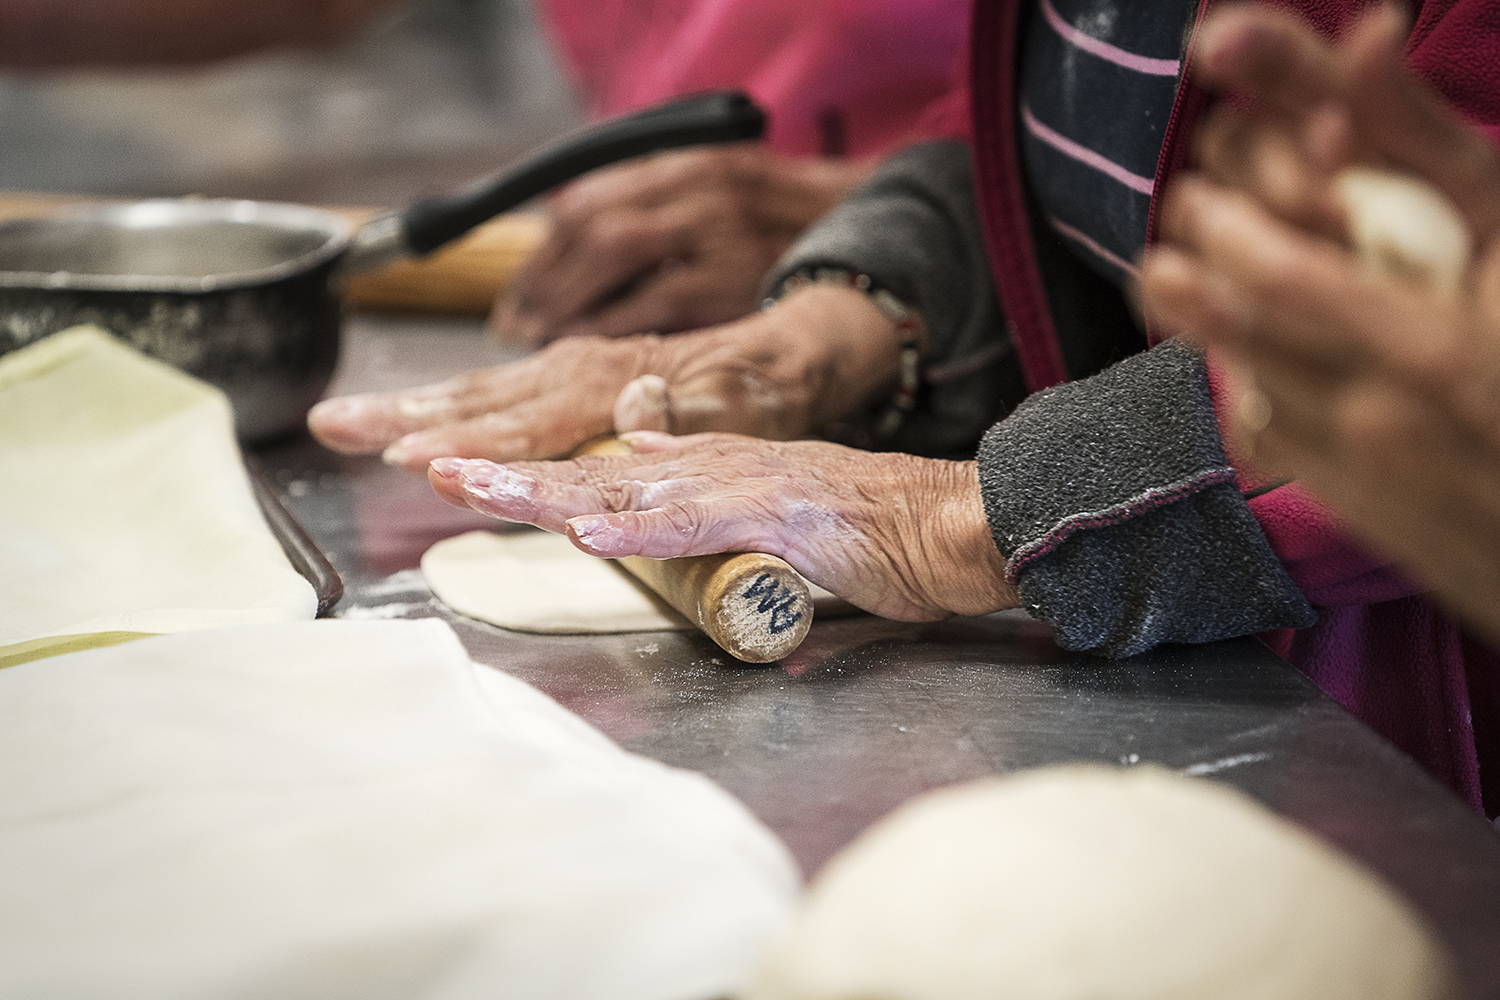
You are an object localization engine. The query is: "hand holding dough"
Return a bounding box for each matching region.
[1142,5,1500,645]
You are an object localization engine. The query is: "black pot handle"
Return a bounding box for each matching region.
[341,90,766,275]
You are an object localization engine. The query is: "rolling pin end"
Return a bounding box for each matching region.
[573,435,817,663]
[705,562,813,663]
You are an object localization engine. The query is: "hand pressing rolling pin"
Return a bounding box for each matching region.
[1140,3,1500,646]
[426,431,1017,656]
[309,279,926,662]
[570,435,815,662]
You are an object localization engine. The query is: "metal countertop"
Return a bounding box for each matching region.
[256,314,1500,995]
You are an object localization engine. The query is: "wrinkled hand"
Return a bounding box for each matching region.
[308,283,903,471]
[490,144,872,345]
[1140,4,1500,641]
[426,431,1016,622]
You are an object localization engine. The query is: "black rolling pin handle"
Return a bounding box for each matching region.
[399,90,766,257]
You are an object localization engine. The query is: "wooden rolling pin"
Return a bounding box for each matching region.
[576,437,815,663]
[0,192,545,316]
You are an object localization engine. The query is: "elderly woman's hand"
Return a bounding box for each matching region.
[308,282,906,472]
[426,431,1016,622]
[490,145,873,346]
[1140,4,1500,642]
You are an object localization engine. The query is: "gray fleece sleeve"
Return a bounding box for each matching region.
[978,339,1316,658]
[762,139,1020,458]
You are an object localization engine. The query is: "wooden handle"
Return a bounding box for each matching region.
[0,192,546,316]
[0,191,80,217]
[338,210,547,315]
[574,436,814,663]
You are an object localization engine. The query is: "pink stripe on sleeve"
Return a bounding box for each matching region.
[1021,104,1156,195]
[1039,0,1181,77]
[1048,216,1141,279]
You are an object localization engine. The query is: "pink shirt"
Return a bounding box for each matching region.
[537,0,969,158]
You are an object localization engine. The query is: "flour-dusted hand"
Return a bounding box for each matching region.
[490,145,872,345]
[426,432,1015,622]
[308,335,663,469]
[309,283,906,471]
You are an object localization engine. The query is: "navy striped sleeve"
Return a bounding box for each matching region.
[1018,0,1195,286]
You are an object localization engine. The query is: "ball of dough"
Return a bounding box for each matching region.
[1335,167,1472,295]
[745,765,1457,1000]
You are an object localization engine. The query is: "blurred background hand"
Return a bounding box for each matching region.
[488,144,873,345]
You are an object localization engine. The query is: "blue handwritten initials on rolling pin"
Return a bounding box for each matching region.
[741,574,804,634]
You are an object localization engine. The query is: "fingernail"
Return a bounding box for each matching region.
[634,374,669,411]
[309,396,362,424]
[615,375,673,435]
[460,463,534,500]
[568,515,621,551]
[428,457,466,478]
[618,430,676,448]
[309,397,347,416]
[382,440,413,466]
[453,459,498,490]
[396,395,453,419]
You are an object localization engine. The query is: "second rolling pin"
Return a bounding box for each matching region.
[575,437,814,663]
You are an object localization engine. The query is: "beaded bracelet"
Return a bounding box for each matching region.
[763,266,924,441]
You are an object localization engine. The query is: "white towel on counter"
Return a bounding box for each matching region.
[0,618,801,1000]
[0,327,315,662]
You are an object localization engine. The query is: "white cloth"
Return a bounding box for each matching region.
[0,328,315,656]
[0,618,800,999]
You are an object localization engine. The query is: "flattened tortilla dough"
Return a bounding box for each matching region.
[423,530,858,635]
[0,328,314,658]
[423,529,695,633]
[748,765,1457,1000]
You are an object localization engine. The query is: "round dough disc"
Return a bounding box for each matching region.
[422,529,694,634]
[747,765,1457,1000]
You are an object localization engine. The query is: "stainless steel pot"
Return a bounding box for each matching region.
[0,91,764,442]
